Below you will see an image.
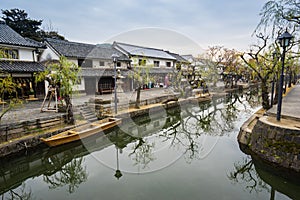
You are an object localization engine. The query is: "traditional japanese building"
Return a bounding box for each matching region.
[0,21,46,99]
[41,38,131,95]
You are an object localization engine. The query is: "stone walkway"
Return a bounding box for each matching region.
[267,84,300,121]
[0,88,177,125]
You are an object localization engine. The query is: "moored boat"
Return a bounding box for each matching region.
[40,117,121,147]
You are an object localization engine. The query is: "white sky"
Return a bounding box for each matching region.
[2,0,268,55]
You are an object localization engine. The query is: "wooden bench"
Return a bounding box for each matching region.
[98,83,114,94]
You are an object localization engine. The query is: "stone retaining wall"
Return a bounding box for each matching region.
[238,116,300,172]
[0,94,212,158]
[0,115,66,143]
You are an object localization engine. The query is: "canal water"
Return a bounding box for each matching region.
[0,90,299,200]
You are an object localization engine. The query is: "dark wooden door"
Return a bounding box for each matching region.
[84,77,96,95]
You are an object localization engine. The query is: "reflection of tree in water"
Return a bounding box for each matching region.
[129,138,156,170]
[1,183,33,200]
[43,157,88,193]
[161,91,261,163]
[109,90,261,169]
[228,156,269,194]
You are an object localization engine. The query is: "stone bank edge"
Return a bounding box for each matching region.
[238,115,300,173]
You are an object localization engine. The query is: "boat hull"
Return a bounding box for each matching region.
[40,118,121,147]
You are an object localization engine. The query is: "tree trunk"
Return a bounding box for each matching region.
[261,79,270,110]
[273,81,279,105]
[64,94,75,124]
[288,70,292,88]
[135,86,141,109]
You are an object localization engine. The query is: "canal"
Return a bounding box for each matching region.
[0,90,299,200]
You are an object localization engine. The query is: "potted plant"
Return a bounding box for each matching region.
[28,88,35,99]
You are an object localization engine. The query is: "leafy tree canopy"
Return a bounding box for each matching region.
[256,0,300,39]
[1,8,65,41]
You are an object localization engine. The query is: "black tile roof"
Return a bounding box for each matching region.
[80,67,173,77]
[46,38,130,61]
[0,60,45,73]
[114,42,177,60]
[0,22,45,48]
[166,51,189,63]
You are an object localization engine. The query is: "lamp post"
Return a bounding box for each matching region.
[111,54,119,114]
[276,30,293,121]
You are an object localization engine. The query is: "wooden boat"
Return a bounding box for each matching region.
[40,118,121,147]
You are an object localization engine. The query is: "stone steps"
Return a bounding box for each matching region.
[78,105,98,122]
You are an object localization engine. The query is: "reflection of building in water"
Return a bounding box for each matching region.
[109,107,182,144]
[0,107,181,194]
[0,133,110,195]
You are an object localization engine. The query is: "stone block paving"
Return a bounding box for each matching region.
[0,88,176,125]
[267,84,300,121]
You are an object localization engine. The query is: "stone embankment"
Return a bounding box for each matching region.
[238,85,300,173]
[0,88,212,158]
[0,84,255,158]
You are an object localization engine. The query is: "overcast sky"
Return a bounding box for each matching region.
[2,0,268,55]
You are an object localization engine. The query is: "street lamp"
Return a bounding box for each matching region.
[111,54,119,114]
[276,29,293,121]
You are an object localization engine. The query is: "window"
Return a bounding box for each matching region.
[1,49,19,59]
[117,62,121,67]
[138,59,146,66]
[99,61,105,66]
[166,62,171,67]
[78,59,92,68]
[154,61,160,67]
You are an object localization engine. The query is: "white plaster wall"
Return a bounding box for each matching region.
[92,59,109,68]
[68,58,78,65]
[40,46,60,61]
[73,77,85,91]
[18,49,34,61]
[131,57,174,68]
[92,59,128,69]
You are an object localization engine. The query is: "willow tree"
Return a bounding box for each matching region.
[257,0,300,36]
[36,56,80,124]
[250,0,300,109]
[0,74,21,121]
[128,57,154,109]
[0,50,22,121]
[256,0,299,59]
[241,34,280,110]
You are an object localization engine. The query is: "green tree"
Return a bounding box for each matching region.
[0,74,22,121]
[241,34,280,110]
[198,46,224,88]
[221,48,244,88]
[256,0,299,58]
[257,0,300,36]
[39,30,65,40]
[1,8,65,41]
[2,8,42,41]
[129,57,154,109]
[36,56,80,124]
[0,50,22,121]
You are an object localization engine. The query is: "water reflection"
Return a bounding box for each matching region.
[93,90,261,174]
[1,88,297,200]
[98,107,182,175]
[43,157,87,193]
[229,155,300,200]
[228,156,269,193]
[3,183,33,200]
